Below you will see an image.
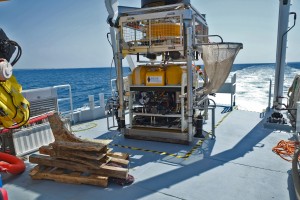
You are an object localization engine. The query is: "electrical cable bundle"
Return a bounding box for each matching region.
[0,28,22,66]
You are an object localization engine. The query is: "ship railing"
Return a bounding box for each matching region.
[54,84,74,123]
[216,73,237,111]
[0,85,73,156]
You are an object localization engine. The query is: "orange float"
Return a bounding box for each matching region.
[0,152,25,175]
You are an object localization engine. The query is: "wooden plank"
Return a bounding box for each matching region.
[108,157,129,168]
[39,145,107,161]
[30,168,108,187]
[52,141,107,152]
[30,165,40,176]
[51,168,65,175]
[54,151,108,164]
[39,145,52,155]
[63,150,107,161]
[52,154,108,169]
[29,154,128,179]
[107,152,129,160]
[84,138,112,146]
[40,146,129,167]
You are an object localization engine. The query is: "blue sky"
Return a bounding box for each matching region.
[1,0,299,69]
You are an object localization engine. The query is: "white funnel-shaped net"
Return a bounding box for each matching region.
[201,43,243,95]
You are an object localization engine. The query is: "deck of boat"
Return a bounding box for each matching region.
[2,107,297,200]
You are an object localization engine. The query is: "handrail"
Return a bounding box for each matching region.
[53,84,73,122]
[195,34,223,43]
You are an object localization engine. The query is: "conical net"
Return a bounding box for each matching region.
[201,43,242,95]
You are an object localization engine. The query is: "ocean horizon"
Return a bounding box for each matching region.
[13,62,300,112]
[14,61,300,70]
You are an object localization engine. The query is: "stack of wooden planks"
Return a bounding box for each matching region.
[29,113,130,187]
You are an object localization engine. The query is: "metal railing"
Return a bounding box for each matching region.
[53,84,74,122]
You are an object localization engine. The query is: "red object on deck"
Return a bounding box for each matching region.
[0,188,8,200]
[0,112,54,134]
[0,152,25,175]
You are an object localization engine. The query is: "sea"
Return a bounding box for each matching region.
[14,62,300,113]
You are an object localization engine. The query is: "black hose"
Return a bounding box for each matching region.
[9,40,22,66]
[0,39,22,66]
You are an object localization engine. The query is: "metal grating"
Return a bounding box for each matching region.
[29,98,57,117]
[122,16,182,49]
[194,19,209,45]
[13,122,54,156]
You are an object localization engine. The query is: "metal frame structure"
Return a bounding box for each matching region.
[274,0,291,107]
[105,0,241,144]
[119,3,207,144]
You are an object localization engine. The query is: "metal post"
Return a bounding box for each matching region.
[181,73,186,133]
[183,9,194,143]
[129,91,133,128]
[106,0,125,132]
[186,24,193,142]
[113,28,125,133]
[268,79,272,112]
[212,106,216,139]
[53,84,74,123]
[273,0,291,107]
[296,102,300,133]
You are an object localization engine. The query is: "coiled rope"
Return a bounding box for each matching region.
[71,122,97,133]
[272,140,300,162]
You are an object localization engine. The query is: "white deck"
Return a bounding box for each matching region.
[2,107,297,200]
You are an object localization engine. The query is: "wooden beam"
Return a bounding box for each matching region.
[29,154,128,179]
[39,145,107,161]
[108,157,129,168]
[107,152,130,160]
[52,141,107,152]
[52,154,109,169]
[84,138,112,146]
[39,145,52,155]
[30,166,108,187]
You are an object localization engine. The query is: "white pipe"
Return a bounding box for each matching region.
[273,0,291,107]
